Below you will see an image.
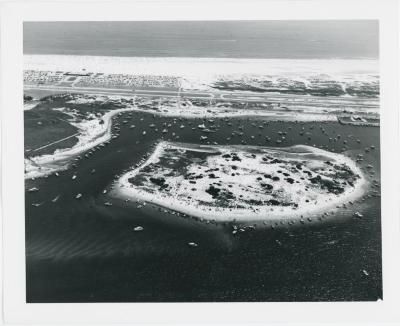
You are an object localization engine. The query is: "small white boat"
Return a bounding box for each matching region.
[31,202,44,207]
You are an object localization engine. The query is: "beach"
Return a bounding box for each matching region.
[25,54,378,76]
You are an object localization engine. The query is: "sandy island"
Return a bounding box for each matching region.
[111,141,367,222]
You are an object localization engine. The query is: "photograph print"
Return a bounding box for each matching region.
[23,20,381,303]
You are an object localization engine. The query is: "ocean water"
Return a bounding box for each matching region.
[24,21,378,59]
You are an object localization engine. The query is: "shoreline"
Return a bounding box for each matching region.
[25,106,134,179]
[24,54,379,77]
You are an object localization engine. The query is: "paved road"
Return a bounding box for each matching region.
[24,85,215,100]
[24,84,379,109]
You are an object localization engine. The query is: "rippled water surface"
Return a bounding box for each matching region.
[25,113,382,302]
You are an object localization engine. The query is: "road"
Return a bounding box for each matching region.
[24,84,379,109]
[24,85,214,100]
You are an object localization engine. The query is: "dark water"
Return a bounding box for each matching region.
[24,21,378,59]
[25,112,382,302]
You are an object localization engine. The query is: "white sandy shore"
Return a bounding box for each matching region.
[24,105,135,179]
[112,142,368,222]
[24,55,378,76]
[156,104,338,121]
[24,101,40,111]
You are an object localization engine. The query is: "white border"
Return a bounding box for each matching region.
[1,0,399,324]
